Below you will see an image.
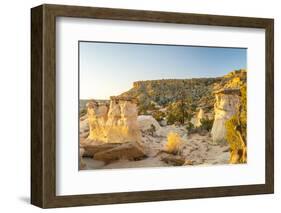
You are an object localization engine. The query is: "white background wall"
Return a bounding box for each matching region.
[0,0,279,212]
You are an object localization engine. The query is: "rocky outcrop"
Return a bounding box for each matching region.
[119,78,221,111]
[87,97,141,143]
[82,143,121,156]
[137,115,161,135]
[211,88,241,144]
[159,152,186,166]
[93,142,145,163]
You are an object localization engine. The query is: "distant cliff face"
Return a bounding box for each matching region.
[87,97,141,143]
[120,78,221,112]
[118,69,246,115]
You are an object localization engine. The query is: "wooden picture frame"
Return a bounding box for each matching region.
[31,4,274,208]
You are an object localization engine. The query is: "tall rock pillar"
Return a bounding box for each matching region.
[211,88,241,144]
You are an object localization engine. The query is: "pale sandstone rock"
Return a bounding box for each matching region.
[93,142,146,163]
[80,117,89,134]
[87,101,108,142]
[87,97,141,143]
[159,119,167,126]
[194,108,205,127]
[105,100,123,143]
[137,115,161,134]
[82,143,121,156]
[118,99,141,143]
[211,88,240,144]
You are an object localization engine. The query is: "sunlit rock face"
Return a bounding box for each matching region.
[87,97,141,143]
[194,108,205,127]
[137,115,161,132]
[191,108,208,128]
[87,101,108,142]
[211,89,240,144]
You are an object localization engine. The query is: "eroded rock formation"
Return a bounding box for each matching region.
[211,88,241,144]
[87,97,141,143]
[137,115,161,135]
[93,142,145,163]
[194,108,205,127]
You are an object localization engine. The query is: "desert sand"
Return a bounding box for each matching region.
[80,122,230,170]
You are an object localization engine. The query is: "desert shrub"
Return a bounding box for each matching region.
[225,85,247,164]
[139,101,158,115]
[166,101,192,125]
[138,104,153,115]
[185,121,194,132]
[225,116,240,151]
[164,132,182,154]
[167,112,177,125]
[158,97,169,106]
[147,102,156,110]
[190,104,197,112]
[185,118,213,135]
[240,85,247,141]
[225,116,247,163]
[152,110,166,122]
[200,118,214,131]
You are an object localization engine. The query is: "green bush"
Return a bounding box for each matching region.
[225,85,247,164]
[225,116,241,151]
[185,121,194,132]
[200,118,214,131]
[240,85,247,141]
[152,110,166,122]
[166,101,192,125]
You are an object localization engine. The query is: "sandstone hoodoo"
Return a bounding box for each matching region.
[194,108,205,127]
[93,142,145,164]
[87,97,141,144]
[211,88,241,144]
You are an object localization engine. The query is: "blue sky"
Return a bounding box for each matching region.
[79,41,246,99]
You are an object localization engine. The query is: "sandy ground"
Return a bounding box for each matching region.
[81,124,230,170]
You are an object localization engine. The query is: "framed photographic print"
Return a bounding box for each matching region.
[31,4,274,208]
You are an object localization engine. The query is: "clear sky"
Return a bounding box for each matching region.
[79,41,246,100]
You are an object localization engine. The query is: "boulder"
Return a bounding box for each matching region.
[159,152,186,166]
[159,119,167,127]
[82,143,121,156]
[183,159,194,165]
[93,142,146,163]
[137,115,161,135]
[79,148,86,169]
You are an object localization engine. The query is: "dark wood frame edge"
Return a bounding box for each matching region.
[31,4,274,208]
